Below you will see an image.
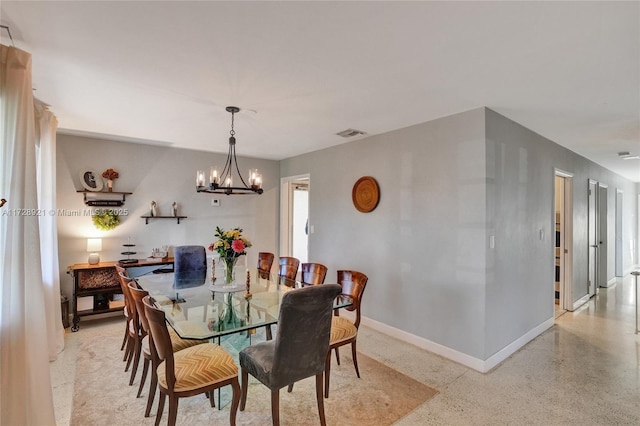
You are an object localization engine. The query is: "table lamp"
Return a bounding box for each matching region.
[87,238,102,264]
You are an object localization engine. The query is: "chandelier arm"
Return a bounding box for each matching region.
[219,140,234,184]
[232,145,250,188]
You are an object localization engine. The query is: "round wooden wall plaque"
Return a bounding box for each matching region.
[352,176,380,213]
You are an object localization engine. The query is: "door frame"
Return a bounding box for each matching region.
[588,179,598,297]
[615,188,623,277]
[554,169,573,311]
[279,173,310,258]
[597,183,609,287]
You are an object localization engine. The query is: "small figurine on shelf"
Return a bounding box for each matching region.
[150,201,157,217]
[245,270,252,298]
[172,202,178,217]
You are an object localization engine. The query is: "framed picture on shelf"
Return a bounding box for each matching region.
[79,169,103,192]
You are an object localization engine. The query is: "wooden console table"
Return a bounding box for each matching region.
[67,257,174,331]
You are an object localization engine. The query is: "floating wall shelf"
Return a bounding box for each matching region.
[77,190,132,206]
[141,215,187,225]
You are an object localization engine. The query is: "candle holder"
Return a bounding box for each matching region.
[245,270,252,298]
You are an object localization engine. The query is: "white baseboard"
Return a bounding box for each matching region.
[572,293,591,311]
[360,315,554,373]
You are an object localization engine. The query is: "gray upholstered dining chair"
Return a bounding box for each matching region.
[239,284,342,426]
[173,245,206,273]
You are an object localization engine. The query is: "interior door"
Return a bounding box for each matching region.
[597,183,608,287]
[588,180,597,296]
[615,189,623,277]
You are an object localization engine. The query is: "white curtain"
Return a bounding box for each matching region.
[0,44,56,425]
[35,98,65,359]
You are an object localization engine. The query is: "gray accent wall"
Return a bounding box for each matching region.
[281,108,489,359]
[281,107,638,362]
[56,134,279,301]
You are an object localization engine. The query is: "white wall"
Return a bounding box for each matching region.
[56,134,279,301]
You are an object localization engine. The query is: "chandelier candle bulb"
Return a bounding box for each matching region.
[196,170,205,187]
[210,167,218,185]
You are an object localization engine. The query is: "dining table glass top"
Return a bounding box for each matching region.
[135,266,352,340]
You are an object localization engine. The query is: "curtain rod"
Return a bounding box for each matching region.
[0,25,16,47]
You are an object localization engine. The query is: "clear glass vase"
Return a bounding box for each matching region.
[223,257,238,285]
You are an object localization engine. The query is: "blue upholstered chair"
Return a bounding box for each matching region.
[173,245,206,274]
[239,284,342,426]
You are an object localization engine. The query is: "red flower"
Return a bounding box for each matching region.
[231,239,245,253]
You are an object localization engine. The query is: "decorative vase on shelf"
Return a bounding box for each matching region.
[106,179,113,192]
[223,257,238,285]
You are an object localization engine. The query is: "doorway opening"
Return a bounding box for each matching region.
[615,189,623,277]
[554,171,573,317]
[279,174,310,263]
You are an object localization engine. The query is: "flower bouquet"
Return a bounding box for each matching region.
[102,168,119,192]
[208,226,251,285]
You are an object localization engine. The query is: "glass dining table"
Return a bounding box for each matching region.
[135,266,352,341]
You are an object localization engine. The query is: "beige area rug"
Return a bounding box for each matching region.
[71,322,437,425]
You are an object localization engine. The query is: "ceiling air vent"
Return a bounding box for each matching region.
[618,151,640,160]
[336,128,366,138]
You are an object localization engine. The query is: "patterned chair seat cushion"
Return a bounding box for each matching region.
[330,316,357,345]
[157,343,238,393]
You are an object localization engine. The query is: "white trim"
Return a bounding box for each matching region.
[360,315,554,373]
[572,293,591,311]
[279,174,310,257]
[555,168,573,178]
[604,277,617,287]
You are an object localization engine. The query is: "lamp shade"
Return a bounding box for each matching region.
[87,238,102,252]
[87,238,102,264]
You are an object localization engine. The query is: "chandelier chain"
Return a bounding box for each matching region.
[230,110,235,137]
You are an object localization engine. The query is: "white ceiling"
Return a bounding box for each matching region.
[1,1,639,181]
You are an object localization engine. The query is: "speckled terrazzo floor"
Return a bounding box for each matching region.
[52,274,640,425]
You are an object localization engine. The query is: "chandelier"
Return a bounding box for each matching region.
[196,106,263,195]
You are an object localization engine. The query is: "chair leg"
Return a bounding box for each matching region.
[129,338,142,385]
[125,336,135,372]
[120,320,128,350]
[154,391,165,426]
[324,352,332,399]
[168,396,179,426]
[351,341,360,378]
[265,324,273,341]
[230,377,241,426]
[315,373,327,426]
[145,362,158,417]
[334,347,341,365]
[240,369,249,411]
[137,357,149,397]
[123,333,133,363]
[270,389,280,426]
